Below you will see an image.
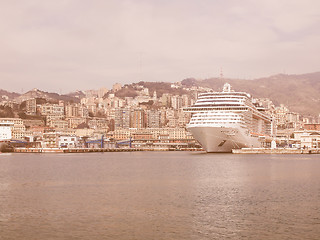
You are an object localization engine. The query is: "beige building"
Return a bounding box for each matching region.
[42,130,59,148]
[294,131,320,149]
[131,109,145,128]
[67,117,87,129]
[88,118,108,130]
[0,118,26,139]
[112,128,194,140]
[41,104,64,116]
[65,104,89,118]
[48,119,68,129]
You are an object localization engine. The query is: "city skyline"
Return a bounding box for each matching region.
[1,0,319,93]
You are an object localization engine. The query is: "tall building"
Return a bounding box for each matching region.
[161,94,171,107]
[114,107,131,129]
[171,96,183,109]
[41,104,64,116]
[131,108,145,128]
[65,104,89,118]
[181,94,189,107]
[26,98,37,115]
[146,110,161,128]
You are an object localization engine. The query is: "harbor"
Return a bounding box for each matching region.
[8,146,320,154]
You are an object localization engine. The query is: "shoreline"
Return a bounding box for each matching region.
[232,148,320,154]
[1,147,318,154]
[11,147,202,153]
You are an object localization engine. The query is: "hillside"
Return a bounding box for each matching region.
[1,71,320,116]
[0,89,20,100]
[181,72,320,116]
[14,89,81,103]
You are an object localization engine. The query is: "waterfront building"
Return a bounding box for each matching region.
[58,135,78,148]
[294,130,320,149]
[42,129,59,148]
[112,128,193,141]
[0,122,13,140]
[0,118,26,140]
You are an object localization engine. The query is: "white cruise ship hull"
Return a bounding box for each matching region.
[187,125,260,153]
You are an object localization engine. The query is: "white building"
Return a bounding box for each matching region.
[58,136,78,148]
[0,118,26,140]
[0,122,13,140]
[294,131,320,149]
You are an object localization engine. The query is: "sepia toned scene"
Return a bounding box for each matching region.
[1,1,320,239]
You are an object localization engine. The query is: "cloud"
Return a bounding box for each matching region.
[0,0,319,93]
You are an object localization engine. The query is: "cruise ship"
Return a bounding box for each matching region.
[184,83,274,152]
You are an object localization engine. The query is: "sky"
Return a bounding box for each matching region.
[0,0,319,93]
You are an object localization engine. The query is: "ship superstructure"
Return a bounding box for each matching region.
[184,83,273,152]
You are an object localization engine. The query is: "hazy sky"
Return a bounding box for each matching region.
[0,0,319,93]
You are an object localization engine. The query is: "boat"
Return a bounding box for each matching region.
[184,83,274,152]
[0,142,14,153]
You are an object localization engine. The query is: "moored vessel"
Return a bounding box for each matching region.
[184,83,274,152]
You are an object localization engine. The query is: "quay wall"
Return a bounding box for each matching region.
[232,148,320,154]
[13,147,202,153]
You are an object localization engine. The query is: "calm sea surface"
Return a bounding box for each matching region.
[0,152,320,240]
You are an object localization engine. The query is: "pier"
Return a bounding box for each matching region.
[232,148,320,154]
[13,147,202,153]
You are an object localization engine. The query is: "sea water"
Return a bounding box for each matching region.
[0,152,319,239]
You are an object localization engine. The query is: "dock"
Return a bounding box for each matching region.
[14,148,145,153]
[13,147,202,153]
[232,148,320,154]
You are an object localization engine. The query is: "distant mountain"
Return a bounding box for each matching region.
[14,88,80,103]
[66,90,86,99]
[0,89,20,100]
[133,81,189,97]
[1,71,320,116]
[181,72,320,116]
